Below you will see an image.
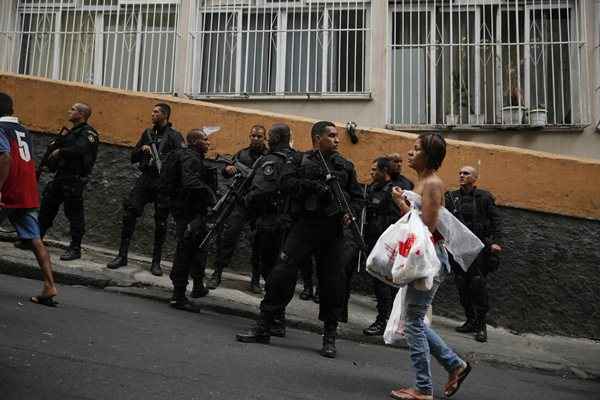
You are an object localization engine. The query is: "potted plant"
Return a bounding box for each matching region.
[502,64,526,125]
[528,104,548,127]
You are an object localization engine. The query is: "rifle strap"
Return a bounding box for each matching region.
[157,129,168,155]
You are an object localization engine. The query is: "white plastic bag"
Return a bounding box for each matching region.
[365,212,412,288]
[366,210,441,289]
[390,210,441,289]
[402,191,484,272]
[383,287,432,345]
[436,208,484,271]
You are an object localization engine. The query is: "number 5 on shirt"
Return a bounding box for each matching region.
[15,131,31,162]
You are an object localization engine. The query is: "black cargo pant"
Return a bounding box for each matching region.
[371,278,399,322]
[170,215,208,296]
[254,222,284,281]
[339,232,360,323]
[300,256,316,288]
[261,216,346,323]
[215,204,259,276]
[38,175,86,248]
[451,251,490,321]
[120,173,169,260]
[364,236,398,323]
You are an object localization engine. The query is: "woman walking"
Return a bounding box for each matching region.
[389,133,471,400]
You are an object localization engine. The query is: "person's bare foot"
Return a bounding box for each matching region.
[40,285,58,298]
[444,361,472,398]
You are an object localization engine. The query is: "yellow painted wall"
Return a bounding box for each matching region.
[1,73,599,220]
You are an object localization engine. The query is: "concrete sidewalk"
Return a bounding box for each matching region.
[1,238,599,381]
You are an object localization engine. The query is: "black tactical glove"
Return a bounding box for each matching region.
[185,216,206,240]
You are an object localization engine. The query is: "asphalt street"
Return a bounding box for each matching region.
[0,275,597,400]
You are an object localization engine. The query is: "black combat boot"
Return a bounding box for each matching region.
[455,319,476,333]
[206,264,224,289]
[270,311,286,338]
[320,321,338,358]
[474,317,488,343]
[236,313,272,344]
[107,239,129,269]
[169,287,201,313]
[299,284,313,301]
[313,287,320,304]
[191,278,209,298]
[363,318,387,336]
[60,246,81,261]
[150,260,163,276]
[250,263,262,294]
[250,277,263,294]
[150,242,163,276]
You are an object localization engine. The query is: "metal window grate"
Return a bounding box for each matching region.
[388,0,590,129]
[0,0,179,94]
[187,0,372,98]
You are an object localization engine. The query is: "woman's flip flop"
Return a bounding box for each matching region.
[390,388,433,400]
[30,296,58,307]
[444,361,472,398]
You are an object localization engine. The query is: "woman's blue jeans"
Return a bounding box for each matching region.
[404,247,465,395]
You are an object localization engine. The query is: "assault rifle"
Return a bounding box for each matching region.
[145,130,162,174]
[37,126,70,180]
[316,149,367,252]
[197,156,262,251]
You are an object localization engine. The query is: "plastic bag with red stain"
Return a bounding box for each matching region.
[366,210,441,288]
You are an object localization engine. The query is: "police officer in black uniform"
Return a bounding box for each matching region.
[445,165,502,343]
[387,152,414,190]
[159,128,217,312]
[107,103,184,276]
[206,125,267,292]
[38,103,99,261]
[236,121,363,358]
[243,123,296,337]
[361,157,407,336]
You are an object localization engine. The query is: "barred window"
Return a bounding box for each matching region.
[4,0,179,93]
[388,0,589,129]
[188,0,371,98]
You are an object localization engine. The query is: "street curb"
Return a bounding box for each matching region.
[103,285,391,348]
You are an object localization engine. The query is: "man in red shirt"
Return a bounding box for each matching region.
[0,92,58,306]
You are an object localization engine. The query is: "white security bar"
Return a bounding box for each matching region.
[388,0,589,128]
[187,0,372,98]
[0,0,179,93]
[0,0,590,129]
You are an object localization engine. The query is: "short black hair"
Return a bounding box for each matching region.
[311,121,335,141]
[154,103,171,120]
[269,123,291,141]
[373,157,393,173]
[418,132,446,171]
[250,124,266,135]
[0,92,14,117]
